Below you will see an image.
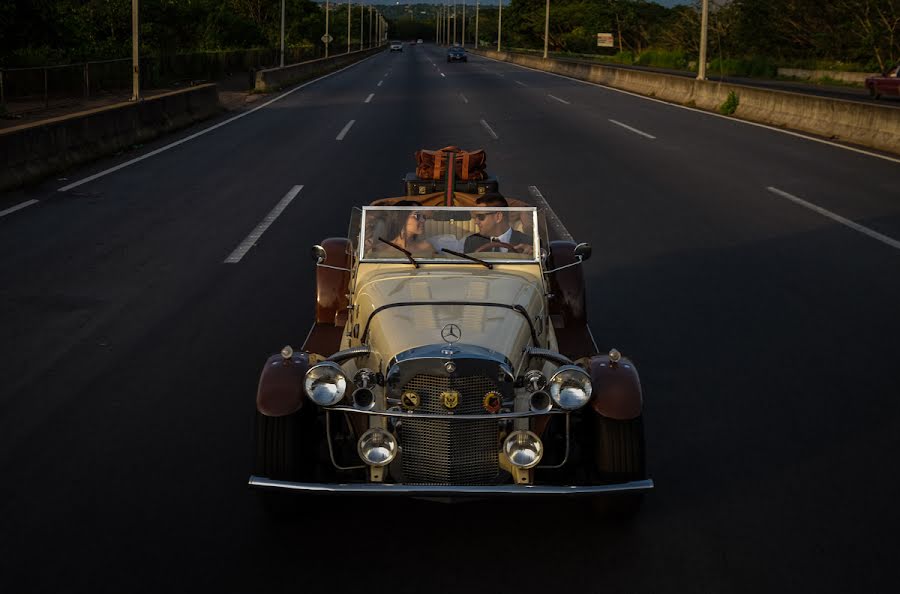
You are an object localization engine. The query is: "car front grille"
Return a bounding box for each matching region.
[400,373,500,485]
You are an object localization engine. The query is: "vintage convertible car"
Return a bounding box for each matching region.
[249,170,653,503]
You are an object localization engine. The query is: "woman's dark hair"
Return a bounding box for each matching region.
[381,200,422,243]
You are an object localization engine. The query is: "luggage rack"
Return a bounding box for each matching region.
[404,148,499,200]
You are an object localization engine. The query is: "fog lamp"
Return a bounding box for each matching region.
[548,365,593,410]
[357,428,397,467]
[503,430,543,469]
[303,362,348,407]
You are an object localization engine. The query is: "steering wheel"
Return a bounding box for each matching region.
[475,240,522,253]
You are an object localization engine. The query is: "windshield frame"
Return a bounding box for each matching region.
[359,206,540,265]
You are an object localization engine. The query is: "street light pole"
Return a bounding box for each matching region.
[131,0,140,101]
[280,0,286,67]
[543,0,550,59]
[369,6,373,48]
[325,0,330,58]
[697,0,709,80]
[360,3,364,50]
[347,2,351,54]
[475,0,479,49]
[462,1,466,47]
[497,0,502,52]
[453,3,457,45]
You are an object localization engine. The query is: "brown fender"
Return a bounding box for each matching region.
[547,240,586,325]
[256,351,309,417]
[589,353,643,420]
[316,237,352,325]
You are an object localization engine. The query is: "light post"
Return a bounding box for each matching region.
[360,3,364,50]
[131,0,140,100]
[347,2,351,54]
[369,6,373,48]
[497,0,502,52]
[325,0,330,58]
[453,3,457,45]
[543,0,549,59]
[280,0,286,67]
[462,1,466,47]
[436,7,440,44]
[697,0,709,80]
[475,0,479,49]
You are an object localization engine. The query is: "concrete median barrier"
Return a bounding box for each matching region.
[0,83,222,193]
[474,49,900,155]
[255,47,384,92]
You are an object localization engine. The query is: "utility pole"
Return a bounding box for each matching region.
[360,3,364,50]
[325,0,330,58]
[462,1,466,47]
[697,0,709,80]
[543,0,549,59]
[497,0,502,52]
[475,0,479,49]
[369,6,373,48]
[347,2,351,54]
[436,7,440,44]
[453,3,457,45]
[131,0,140,101]
[280,0,286,67]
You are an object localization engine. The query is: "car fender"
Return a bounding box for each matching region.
[589,352,642,420]
[316,237,351,325]
[548,240,587,325]
[256,351,310,417]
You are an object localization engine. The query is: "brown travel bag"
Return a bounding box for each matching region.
[415,146,487,181]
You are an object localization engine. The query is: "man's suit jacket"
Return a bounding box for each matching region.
[463,228,531,252]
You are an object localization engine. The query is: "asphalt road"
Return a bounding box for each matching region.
[1,45,899,593]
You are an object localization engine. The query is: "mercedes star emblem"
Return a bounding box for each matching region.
[441,323,462,344]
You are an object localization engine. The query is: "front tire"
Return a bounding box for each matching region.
[254,411,315,516]
[592,415,647,515]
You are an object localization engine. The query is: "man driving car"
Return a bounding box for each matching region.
[464,193,532,254]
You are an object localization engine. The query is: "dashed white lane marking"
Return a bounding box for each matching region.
[514,80,527,87]
[528,186,573,242]
[57,53,382,192]
[336,119,356,140]
[0,199,40,219]
[766,187,900,251]
[459,93,469,104]
[476,53,900,165]
[377,80,383,87]
[480,119,499,140]
[440,72,446,78]
[548,94,570,105]
[224,185,303,263]
[609,119,656,139]
[365,93,374,103]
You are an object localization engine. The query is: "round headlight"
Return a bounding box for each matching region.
[357,428,397,467]
[303,362,348,407]
[548,365,592,410]
[503,430,543,469]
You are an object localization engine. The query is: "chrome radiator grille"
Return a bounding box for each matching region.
[400,374,500,485]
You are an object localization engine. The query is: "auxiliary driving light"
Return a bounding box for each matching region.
[303,362,348,407]
[504,431,543,469]
[548,365,593,410]
[357,428,397,467]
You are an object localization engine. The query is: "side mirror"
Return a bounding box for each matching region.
[574,242,592,261]
[311,244,327,264]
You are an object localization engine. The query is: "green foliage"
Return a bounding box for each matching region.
[709,56,778,78]
[719,91,739,115]
[635,48,689,70]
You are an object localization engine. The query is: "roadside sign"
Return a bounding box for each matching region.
[597,33,615,48]
[321,34,334,43]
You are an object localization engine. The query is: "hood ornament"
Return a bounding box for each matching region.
[441,323,462,344]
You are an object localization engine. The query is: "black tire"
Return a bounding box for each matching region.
[592,415,647,516]
[253,411,315,516]
[869,86,881,99]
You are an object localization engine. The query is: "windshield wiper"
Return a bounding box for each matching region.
[441,248,493,269]
[378,237,419,268]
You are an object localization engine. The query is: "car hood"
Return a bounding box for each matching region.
[353,266,546,363]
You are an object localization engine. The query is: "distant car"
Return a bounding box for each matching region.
[390,40,403,52]
[417,39,423,44]
[866,62,899,99]
[447,47,467,63]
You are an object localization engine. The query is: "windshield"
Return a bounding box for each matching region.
[360,206,539,264]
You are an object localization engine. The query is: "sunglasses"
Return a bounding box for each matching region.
[474,212,498,221]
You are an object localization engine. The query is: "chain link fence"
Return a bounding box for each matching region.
[0,46,320,118]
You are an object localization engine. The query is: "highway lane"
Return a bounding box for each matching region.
[1,44,899,593]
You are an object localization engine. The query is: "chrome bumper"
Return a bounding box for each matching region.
[249,475,654,496]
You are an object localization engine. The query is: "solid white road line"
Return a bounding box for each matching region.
[0,199,40,219]
[58,53,382,193]
[476,53,900,165]
[224,185,303,263]
[515,80,527,87]
[377,80,383,87]
[548,94,570,105]
[480,119,499,140]
[336,119,356,140]
[459,93,469,104]
[609,119,656,139]
[365,93,374,103]
[528,186,574,242]
[766,187,900,251]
